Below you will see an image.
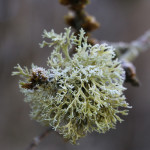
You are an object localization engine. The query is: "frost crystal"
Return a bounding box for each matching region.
[13,27,130,144]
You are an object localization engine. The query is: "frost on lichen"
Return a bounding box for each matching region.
[12,27,130,144]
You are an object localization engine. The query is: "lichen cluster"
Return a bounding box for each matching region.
[12,27,130,144]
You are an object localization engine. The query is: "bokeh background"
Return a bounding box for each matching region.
[0,0,150,150]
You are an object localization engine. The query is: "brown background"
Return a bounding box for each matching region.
[0,0,150,150]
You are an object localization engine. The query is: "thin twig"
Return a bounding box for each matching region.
[89,30,150,86]
[26,127,53,150]
[119,30,150,61]
[94,30,150,61]
[113,30,150,85]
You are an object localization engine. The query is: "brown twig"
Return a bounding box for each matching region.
[26,127,53,150]
[59,0,100,35]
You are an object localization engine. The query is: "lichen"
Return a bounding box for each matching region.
[12,27,130,144]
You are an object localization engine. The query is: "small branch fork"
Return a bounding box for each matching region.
[89,30,150,86]
[112,30,150,61]
[26,127,53,150]
[110,30,150,86]
[112,30,150,86]
[90,30,150,61]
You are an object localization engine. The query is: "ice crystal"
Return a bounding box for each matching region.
[12,27,130,144]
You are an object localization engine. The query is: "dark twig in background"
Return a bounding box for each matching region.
[26,127,52,150]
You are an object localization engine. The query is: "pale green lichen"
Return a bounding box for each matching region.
[12,27,130,144]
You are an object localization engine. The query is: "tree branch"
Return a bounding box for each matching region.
[89,30,150,86]
[111,30,150,61]
[90,30,150,62]
[113,30,150,85]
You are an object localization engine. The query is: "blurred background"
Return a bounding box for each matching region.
[0,0,150,150]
